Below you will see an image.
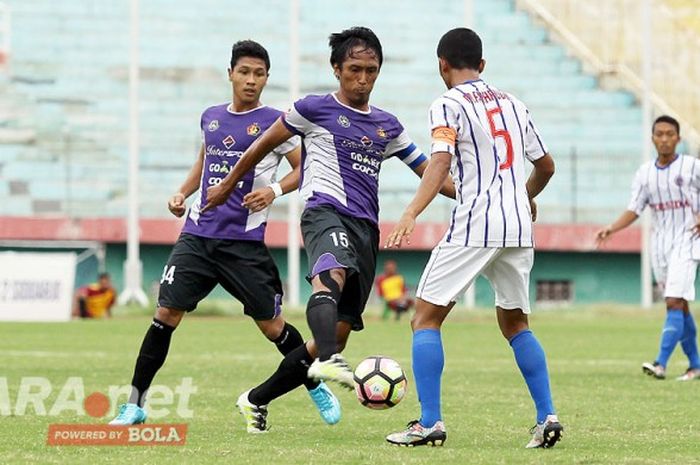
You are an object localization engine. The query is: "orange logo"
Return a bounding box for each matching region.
[47,424,188,446]
[247,123,261,136]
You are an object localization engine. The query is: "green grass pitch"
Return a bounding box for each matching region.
[0,306,697,464]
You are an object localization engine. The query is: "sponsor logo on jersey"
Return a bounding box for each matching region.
[360,135,373,147]
[205,145,243,158]
[350,151,380,179]
[337,115,351,128]
[207,120,219,132]
[340,138,382,156]
[246,123,261,137]
[208,161,230,174]
[222,135,236,149]
[649,199,692,211]
[675,175,684,186]
[376,127,387,138]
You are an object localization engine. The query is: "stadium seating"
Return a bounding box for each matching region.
[663,0,700,32]
[0,0,644,223]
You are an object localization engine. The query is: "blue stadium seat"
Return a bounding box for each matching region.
[0,0,645,223]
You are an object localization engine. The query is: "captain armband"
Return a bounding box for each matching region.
[431,126,457,146]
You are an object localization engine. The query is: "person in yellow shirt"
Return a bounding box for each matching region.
[73,273,116,318]
[375,260,414,321]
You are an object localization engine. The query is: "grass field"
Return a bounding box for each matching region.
[1,305,699,464]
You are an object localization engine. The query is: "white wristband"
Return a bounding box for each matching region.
[270,182,283,198]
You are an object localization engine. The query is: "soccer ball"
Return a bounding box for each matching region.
[353,356,407,410]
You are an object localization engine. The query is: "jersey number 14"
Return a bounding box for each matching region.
[160,265,176,285]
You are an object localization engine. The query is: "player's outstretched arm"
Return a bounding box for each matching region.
[169,144,205,217]
[595,210,639,247]
[385,152,451,249]
[242,146,301,212]
[202,118,294,212]
[412,159,456,199]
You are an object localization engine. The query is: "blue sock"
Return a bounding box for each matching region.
[680,312,700,369]
[655,309,685,367]
[510,329,555,424]
[412,328,444,428]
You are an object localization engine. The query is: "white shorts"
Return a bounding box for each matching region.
[416,243,533,312]
[664,249,698,301]
[651,252,669,287]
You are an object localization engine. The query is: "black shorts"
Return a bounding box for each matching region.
[157,233,283,320]
[301,206,379,331]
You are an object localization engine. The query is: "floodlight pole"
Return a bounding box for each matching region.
[640,0,653,309]
[286,0,301,307]
[119,0,148,306]
[464,0,474,26]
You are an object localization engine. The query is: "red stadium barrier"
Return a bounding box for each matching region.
[0,216,640,252]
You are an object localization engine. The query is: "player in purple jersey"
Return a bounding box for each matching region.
[203,27,454,432]
[109,40,340,428]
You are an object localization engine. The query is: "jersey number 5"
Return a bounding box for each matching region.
[486,107,514,170]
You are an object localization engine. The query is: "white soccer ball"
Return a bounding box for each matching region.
[353,356,407,410]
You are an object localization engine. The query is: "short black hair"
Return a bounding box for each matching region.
[436,28,482,71]
[329,27,383,68]
[653,115,680,135]
[230,40,270,71]
[98,272,110,280]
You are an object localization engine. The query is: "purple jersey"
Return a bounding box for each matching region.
[282,93,426,224]
[182,104,299,241]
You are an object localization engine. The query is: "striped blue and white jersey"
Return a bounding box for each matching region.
[430,79,547,248]
[627,154,700,262]
[282,93,426,225]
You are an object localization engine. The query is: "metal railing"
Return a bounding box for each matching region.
[517,0,700,153]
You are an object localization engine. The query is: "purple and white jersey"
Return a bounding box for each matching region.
[627,154,700,268]
[282,93,426,224]
[182,104,299,241]
[431,79,548,248]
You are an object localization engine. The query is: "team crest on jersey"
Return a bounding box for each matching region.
[337,115,351,128]
[247,123,261,137]
[376,127,387,138]
[207,120,219,132]
[222,135,236,149]
[360,136,373,147]
[675,175,684,186]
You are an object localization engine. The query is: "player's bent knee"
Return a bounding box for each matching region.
[257,316,286,340]
[498,320,529,340]
[410,299,449,331]
[496,307,529,339]
[155,306,185,328]
[410,310,439,331]
[315,270,344,298]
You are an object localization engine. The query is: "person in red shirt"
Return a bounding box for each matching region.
[375,260,414,321]
[73,272,116,319]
